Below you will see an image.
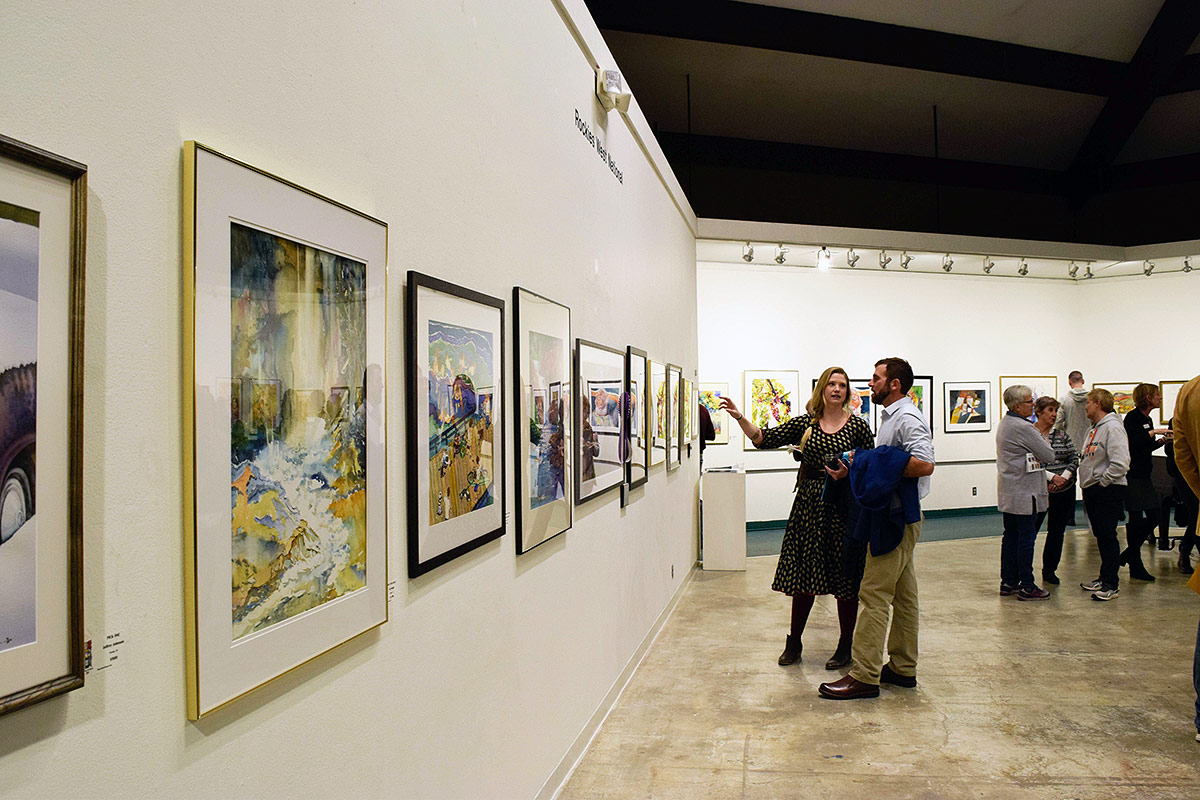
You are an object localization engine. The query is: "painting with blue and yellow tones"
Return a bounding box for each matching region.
[428,320,495,524]
[229,222,367,641]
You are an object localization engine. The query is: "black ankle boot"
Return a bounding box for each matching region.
[824,645,852,670]
[778,634,802,666]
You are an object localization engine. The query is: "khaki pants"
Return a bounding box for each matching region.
[849,519,921,685]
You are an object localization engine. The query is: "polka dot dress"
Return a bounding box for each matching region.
[758,414,875,599]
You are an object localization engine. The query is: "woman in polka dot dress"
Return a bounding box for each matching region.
[721,367,875,669]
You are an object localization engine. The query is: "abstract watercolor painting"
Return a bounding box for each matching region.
[650,360,666,466]
[943,381,991,433]
[1094,382,1138,417]
[699,383,728,444]
[513,288,571,553]
[187,142,385,719]
[667,364,681,470]
[743,371,798,449]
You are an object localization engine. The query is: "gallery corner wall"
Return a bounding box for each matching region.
[0,2,699,798]
[696,262,1200,522]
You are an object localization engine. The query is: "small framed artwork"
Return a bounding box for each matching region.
[0,135,86,718]
[1094,382,1138,417]
[813,376,874,431]
[1160,380,1188,425]
[873,375,934,434]
[999,375,1057,422]
[513,287,571,555]
[575,339,626,503]
[667,364,682,470]
[699,383,729,444]
[943,381,991,433]
[625,346,649,489]
[685,378,697,442]
[743,370,799,450]
[407,271,504,577]
[185,142,387,719]
[649,360,667,466]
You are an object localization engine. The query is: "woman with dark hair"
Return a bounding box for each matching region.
[720,367,874,669]
[1032,396,1078,585]
[1122,383,1170,581]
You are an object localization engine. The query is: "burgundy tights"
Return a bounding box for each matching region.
[790,593,857,656]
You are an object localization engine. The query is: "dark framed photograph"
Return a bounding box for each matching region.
[666,364,682,471]
[407,271,505,577]
[872,374,934,436]
[625,346,649,489]
[0,135,86,718]
[575,339,625,504]
[513,288,571,554]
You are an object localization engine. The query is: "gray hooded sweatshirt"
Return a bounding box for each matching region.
[1054,387,1090,455]
[1078,412,1130,488]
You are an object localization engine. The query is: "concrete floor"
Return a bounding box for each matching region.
[559,529,1200,799]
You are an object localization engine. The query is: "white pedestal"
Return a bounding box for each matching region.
[702,470,746,571]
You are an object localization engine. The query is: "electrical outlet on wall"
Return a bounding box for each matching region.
[671,564,674,579]
[972,487,977,496]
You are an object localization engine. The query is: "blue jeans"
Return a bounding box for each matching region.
[1000,512,1039,588]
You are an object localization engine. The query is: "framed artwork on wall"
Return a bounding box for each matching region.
[682,377,694,443]
[184,142,387,719]
[649,359,667,466]
[666,364,682,470]
[407,271,504,578]
[575,339,625,503]
[743,370,799,450]
[1160,380,1188,425]
[513,288,571,555]
[943,381,991,433]
[699,383,729,445]
[873,375,934,434]
[625,346,649,489]
[999,375,1058,422]
[0,135,86,719]
[1094,382,1138,417]
[813,376,874,431]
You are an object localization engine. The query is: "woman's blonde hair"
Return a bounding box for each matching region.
[808,367,852,417]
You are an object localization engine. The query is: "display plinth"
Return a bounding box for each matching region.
[701,470,746,571]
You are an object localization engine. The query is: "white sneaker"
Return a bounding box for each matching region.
[1091,587,1119,601]
[1080,579,1103,591]
[1195,732,1200,743]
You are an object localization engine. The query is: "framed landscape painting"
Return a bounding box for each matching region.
[667,364,682,470]
[0,135,86,718]
[1094,382,1138,417]
[743,370,799,450]
[407,271,504,576]
[649,359,667,466]
[699,383,728,444]
[185,142,387,719]
[943,381,991,433]
[625,346,649,489]
[575,339,625,503]
[513,288,571,555]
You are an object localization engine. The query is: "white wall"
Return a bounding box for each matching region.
[0,2,698,799]
[698,263,1200,520]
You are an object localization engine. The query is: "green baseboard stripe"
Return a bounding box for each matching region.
[747,520,787,531]
[747,501,1085,531]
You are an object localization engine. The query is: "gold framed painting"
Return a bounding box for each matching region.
[183,142,388,719]
[999,375,1057,422]
[0,135,86,718]
[1093,382,1138,417]
[1158,380,1187,425]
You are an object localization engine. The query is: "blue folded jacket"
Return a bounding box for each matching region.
[848,445,922,557]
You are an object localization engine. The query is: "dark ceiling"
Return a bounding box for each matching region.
[586,0,1200,245]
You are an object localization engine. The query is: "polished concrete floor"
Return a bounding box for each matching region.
[559,529,1200,799]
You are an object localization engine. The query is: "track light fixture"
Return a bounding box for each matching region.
[879,250,892,269]
[942,254,953,272]
[1185,257,1194,273]
[1018,258,1029,276]
[742,243,754,262]
[1084,264,1094,279]
[900,251,912,270]
[817,246,831,271]
[1143,260,1155,276]
[982,256,994,274]
[846,248,860,268]
[775,244,789,265]
[1068,261,1078,279]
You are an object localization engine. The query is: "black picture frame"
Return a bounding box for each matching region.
[574,338,626,505]
[625,346,650,489]
[512,287,572,554]
[406,271,505,578]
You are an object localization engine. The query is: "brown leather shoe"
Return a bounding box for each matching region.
[818,675,879,699]
[880,663,916,688]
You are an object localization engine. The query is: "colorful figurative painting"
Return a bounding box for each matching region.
[427,320,496,527]
[811,376,873,431]
[528,330,565,511]
[744,372,799,449]
[229,223,369,641]
[0,199,39,654]
[943,381,991,433]
[699,383,728,444]
[588,380,622,432]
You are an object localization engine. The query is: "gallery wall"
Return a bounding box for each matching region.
[697,263,1200,521]
[0,2,698,798]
